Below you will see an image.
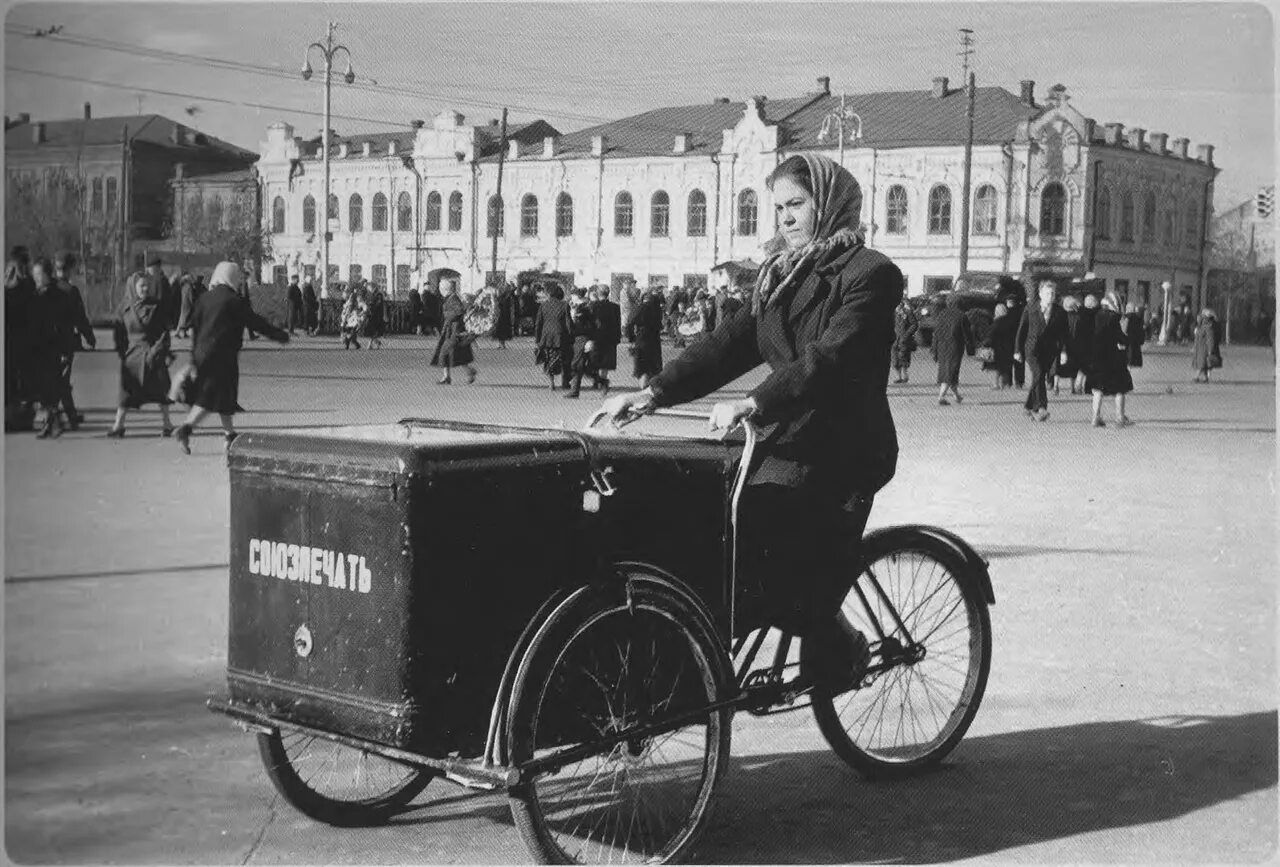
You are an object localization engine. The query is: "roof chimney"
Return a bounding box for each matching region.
[1103,123,1125,146]
[1019,80,1035,106]
[410,119,425,129]
[339,141,350,158]
[1126,127,1146,150]
[83,102,92,120]
[170,125,181,145]
[673,133,689,154]
[931,76,950,98]
[817,76,831,95]
[32,122,46,144]
[509,138,522,158]
[1195,143,1215,167]
[543,135,558,158]
[1148,131,1169,155]
[174,162,184,180]
[712,97,730,104]
[489,118,499,127]
[591,134,607,156]
[1171,137,1190,159]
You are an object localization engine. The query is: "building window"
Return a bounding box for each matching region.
[924,276,954,294]
[973,184,997,235]
[105,177,118,217]
[396,264,411,295]
[91,177,103,214]
[648,274,669,291]
[737,189,758,236]
[615,192,634,236]
[348,194,363,232]
[272,265,288,287]
[327,193,339,222]
[397,192,412,232]
[687,190,707,237]
[371,193,388,231]
[425,192,442,231]
[1096,187,1111,239]
[349,264,362,283]
[928,185,952,235]
[272,196,286,233]
[1136,280,1151,308]
[207,198,223,228]
[1184,203,1198,247]
[487,194,504,237]
[520,194,539,237]
[683,274,708,294]
[448,191,463,232]
[556,192,573,237]
[1163,203,1176,246]
[1039,182,1066,236]
[651,191,670,237]
[327,264,340,285]
[371,264,387,289]
[303,195,316,233]
[885,185,908,234]
[1142,191,1157,243]
[1120,192,1135,241]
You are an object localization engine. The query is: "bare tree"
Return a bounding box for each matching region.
[1208,225,1259,345]
[166,187,272,272]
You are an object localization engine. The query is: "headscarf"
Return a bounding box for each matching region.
[753,153,863,314]
[1061,295,1080,312]
[1101,291,1121,312]
[210,261,243,290]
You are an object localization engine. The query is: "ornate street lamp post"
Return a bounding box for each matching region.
[302,21,354,300]
[817,94,863,167]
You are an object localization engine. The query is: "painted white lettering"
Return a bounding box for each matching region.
[346,554,360,591]
[311,548,324,585]
[333,550,347,590]
[322,550,335,586]
[286,544,299,581]
[248,539,260,575]
[357,557,371,594]
[298,546,312,584]
[273,543,286,579]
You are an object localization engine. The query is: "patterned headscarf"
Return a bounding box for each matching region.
[754,153,863,314]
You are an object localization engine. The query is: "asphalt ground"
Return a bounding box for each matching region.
[4,331,1277,864]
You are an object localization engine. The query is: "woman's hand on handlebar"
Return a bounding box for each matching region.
[709,398,757,432]
[601,388,656,424]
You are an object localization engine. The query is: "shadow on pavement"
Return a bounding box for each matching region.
[980,543,1132,560]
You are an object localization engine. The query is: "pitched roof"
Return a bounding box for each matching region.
[174,167,256,184]
[5,114,254,158]
[303,120,562,159]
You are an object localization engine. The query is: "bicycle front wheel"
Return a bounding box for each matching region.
[507,576,731,864]
[809,528,991,779]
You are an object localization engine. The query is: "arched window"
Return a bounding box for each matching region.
[885,185,908,234]
[447,191,463,231]
[973,184,998,235]
[271,196,286,233]
[737,189,758,236]
[651,191,670,237]
[556,192,573,237]
[91,177,104,214]
[487,194,504,237]
[1120,192,1135,241]
[397,192,412,232]
[371,192,388,231]
[1162,201,1176,245]
[327,193,339,222]
[520,194,539,237]
[348,193,363,232]
[1096,187,1112,239]
[302,194,316,233]
[928,185,952,234]
[425,191,442,231]
[1184,202,1198,247]
[1142,191,1157,242]
[687,190,707,237]
[615,192,634,236]
[1039,182,1066,236]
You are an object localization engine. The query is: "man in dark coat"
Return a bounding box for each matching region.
[54,253,96,429]
[421,283,443,336]
[562,290,599,399]
[625,287,664,387]
[26,257,78,437]
[1014,280,1069,421]
[407,286,424,335]
[285,274,304,335]
[930,295,973,406]
[491,282,516,347]
[145,257,177,332]
[175,261,288,454]
[301,277,319,335]
[588,284,622,393]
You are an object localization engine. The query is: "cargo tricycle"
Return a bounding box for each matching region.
[208,409,994,863]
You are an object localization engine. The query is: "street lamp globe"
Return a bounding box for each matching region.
[343,62,355,85]
[301,60,313,81]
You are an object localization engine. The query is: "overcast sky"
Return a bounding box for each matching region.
[5,1,1274,208]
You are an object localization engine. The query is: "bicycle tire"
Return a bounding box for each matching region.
[256,729,435,827]
[507,572,732,864]
[808,527,991,779]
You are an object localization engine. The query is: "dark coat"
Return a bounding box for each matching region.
[930,306,972,386]
[407,289,424,324]
[56,278,95,353]
[491,287,515,341]
[567,304,599,371]
[534,297,571,349]
[302,282,319,329]
[1124,312,1145,367]
[987,313,1018,376]
[649,243,903,501]
[364,291,386,338]
[1015,303,1069,373]
[1192,318,1222,371]
[177,277,197,331]
[421,289,443,330]
[891,304,918,368]
[431,294,474,367]
[589,298,622,370]
[1084,308,1134,395]
[625,296,664,378]
[27,284,75,405]
[115,295,172,409]
[189,285,287,414]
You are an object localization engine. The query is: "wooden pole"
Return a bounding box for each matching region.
[489,107,509,289]
[958,72,976,275]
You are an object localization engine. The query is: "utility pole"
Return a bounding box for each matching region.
[957,28,976,276]
[302,21,355,299]
[489,107,509,289]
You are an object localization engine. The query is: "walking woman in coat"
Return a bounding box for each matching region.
[430,277,477,384]
[174,261,289,454]
[891,297,918,383]
[603,153,904,690]
[27,258,77,438]
[1123,302,1145,368]
[1057,295,1084,395]
[986,302,1018,389]
[931,294,972,406]
[1085,291,1134,427]
[1192,309,1223,382]
[589,284,622,393]
[533,283,571,389]
[364,285,386,349]
[491,282,515,348]
[302,278,319,335]
[107,271,176,439]
[625,286,664,387]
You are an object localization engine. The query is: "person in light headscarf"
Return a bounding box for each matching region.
[174,261,288,454]
[1084,290,1134,427]
[106,271,175,439]
[603,153,904,692]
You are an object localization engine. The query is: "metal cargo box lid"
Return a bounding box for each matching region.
[228,420,589,486]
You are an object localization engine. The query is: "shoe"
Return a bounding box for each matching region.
[224,432,239,449]
[601,381,610,396]
[36,415,63,439]
[954,394,963,404]
[1036,409,1050,422]
[438,377,452,385]
[106,426,126,439]
[804,618,872,694]
[1024,408,1035,417]
[938,398,950,406]
[175,424,192,455]
[1092,418,1106,428]
[1117,416,1134,428]
[563,391,580,399]
[466,368,477,384]
[161,425,176,438]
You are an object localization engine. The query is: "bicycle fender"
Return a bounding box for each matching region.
[864,525,995,605]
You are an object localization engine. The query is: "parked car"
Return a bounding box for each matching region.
[911,274,1027,348]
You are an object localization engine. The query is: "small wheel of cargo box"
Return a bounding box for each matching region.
[807,527,992,779]
[257,729,436,826]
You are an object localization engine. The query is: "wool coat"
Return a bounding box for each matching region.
[188,285,287,414]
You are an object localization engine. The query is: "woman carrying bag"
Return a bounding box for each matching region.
[107,272,176,438]
[430,278,477,384]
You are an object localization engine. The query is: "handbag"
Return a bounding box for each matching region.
[168,362,197,405]
[976,346,994,363]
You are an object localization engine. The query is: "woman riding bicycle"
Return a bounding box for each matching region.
[603,153,905,689]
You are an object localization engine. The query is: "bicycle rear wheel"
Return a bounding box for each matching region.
[809,528,991,779]
[507,576,731,864]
